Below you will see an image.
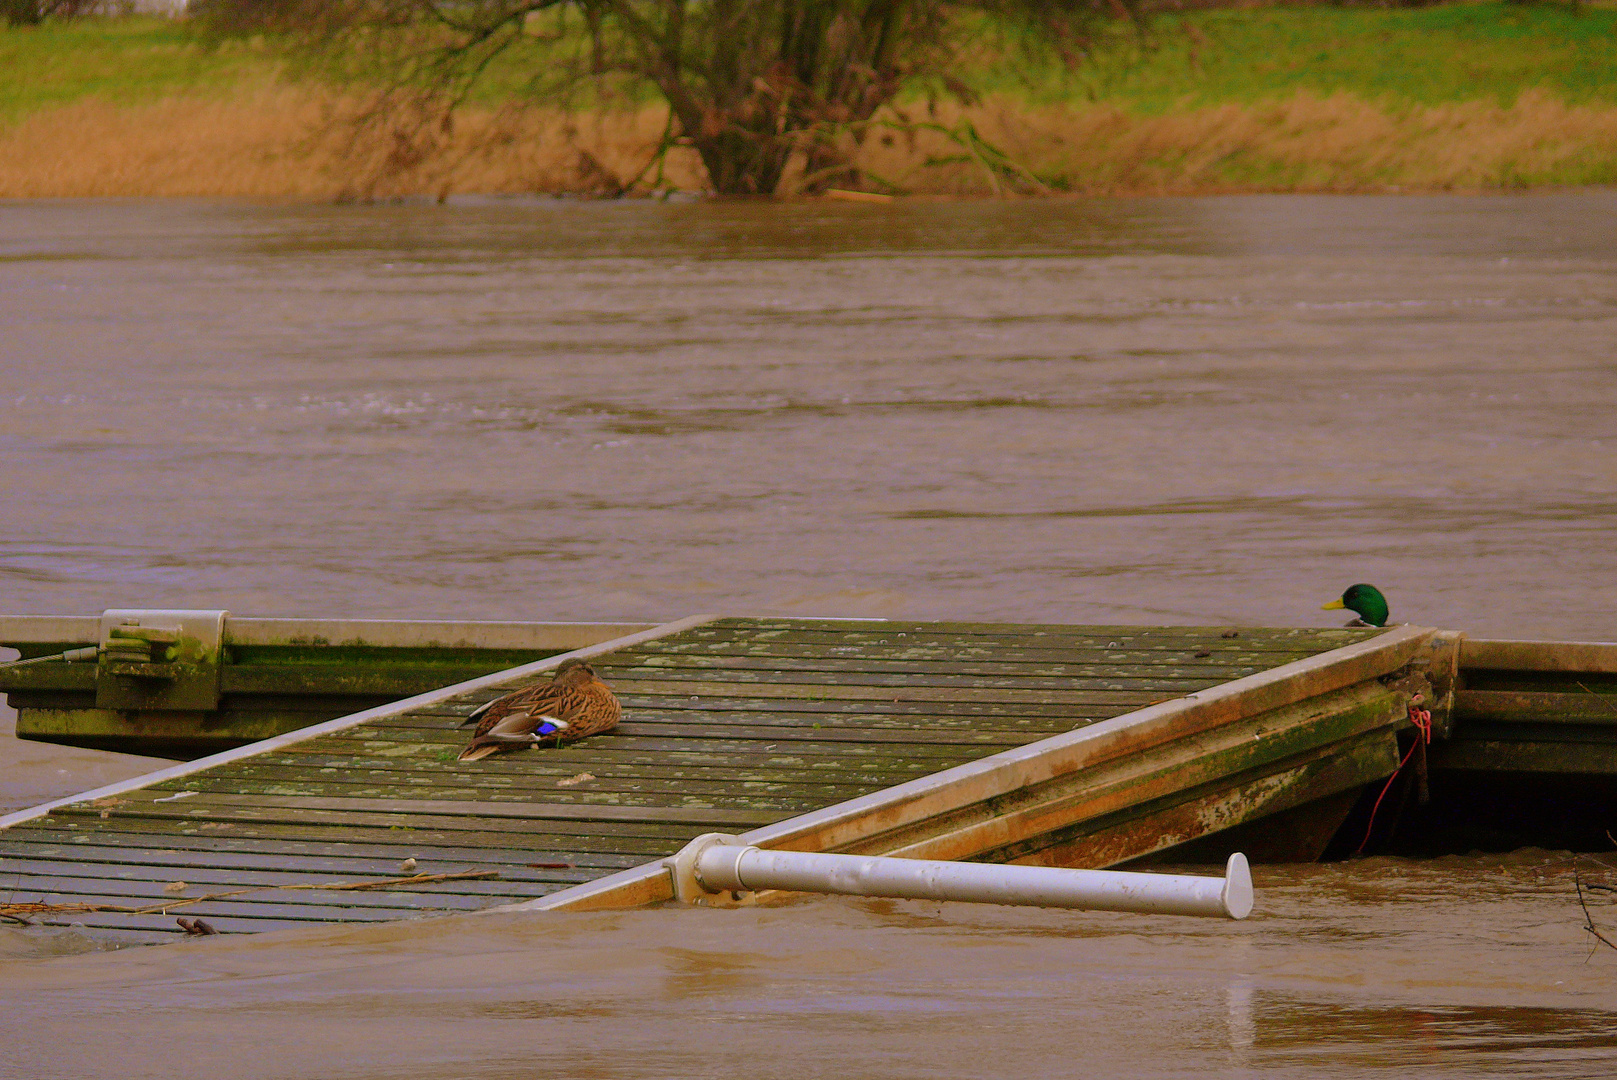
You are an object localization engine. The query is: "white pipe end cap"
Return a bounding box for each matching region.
[1222,852,1254,920]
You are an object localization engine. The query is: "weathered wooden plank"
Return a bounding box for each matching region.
[227,750,944,782]
[159,771,889,802]
[37,806,765,842]
[217,665,533,696]
[8,821,693,859]
[0,857,582,893]
[610,640,1323,664]
[59,794,790,826]
[0,832,650,870]
[0,614,101,644]
[1461,638,1617,674]
[1459,671,1617,697]
[228,619,653,650]
[71,802,810,835]
[849,683,1405,863]
[0,664,98,691]
[600,721,1054,747]
[994,728,1399,868]
[610,696,1160,718]
[377,710,1085,737]
[595,653,1287,679]
[698,617,1367,637]
[1453,690,1617,726]
[63,821,794,862]
[601,672,1243,696]
[330,718,1077,746]
[17,912,332,936]
[1441,722,1617,746]
[190,757,906,789]
[207,749,933,780]
[18,894,444,925]
[0,617,652,651]
[22,910,370,935]
[0,873,515,912]
[99,814,777,846]
[279,747,960,778]
[132,777,888,808]
[307,730,1007,760]
[14,707,359,748]
[367,719,1046,747]
[1431,740,1617,775]
[9,690,401,715]
[602,677,1191,705]
[411,697,1140,722]
[408,713,1057,745]
[679,624,1376,649]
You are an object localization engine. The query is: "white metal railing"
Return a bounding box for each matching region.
[665,833,1254,919]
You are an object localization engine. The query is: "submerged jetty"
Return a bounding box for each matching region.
[2,612,1613,941]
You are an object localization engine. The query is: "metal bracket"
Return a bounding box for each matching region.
[95,609,228,711]
[663,832,758,906]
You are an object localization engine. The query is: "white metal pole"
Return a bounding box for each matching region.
[671,835,1253,919]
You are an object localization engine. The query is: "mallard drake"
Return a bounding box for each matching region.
[457,658,621,763]
[1322,583,1389,627]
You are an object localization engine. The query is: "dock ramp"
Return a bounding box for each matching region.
[1,617,1436,940]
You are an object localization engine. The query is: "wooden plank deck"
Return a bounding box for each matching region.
[0,617,1401,940]
[1434,638,1617,774]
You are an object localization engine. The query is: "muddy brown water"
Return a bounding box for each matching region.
[2,193,1616,1076]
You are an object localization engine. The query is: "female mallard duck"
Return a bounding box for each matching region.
[457,658,621,762]
[1323,583,1390,627]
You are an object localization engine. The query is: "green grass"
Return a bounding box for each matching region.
[3,2,1616,124]
[969,2,1617,110]
[0,16,282,121]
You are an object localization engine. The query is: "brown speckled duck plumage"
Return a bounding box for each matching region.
[457,658,620,762]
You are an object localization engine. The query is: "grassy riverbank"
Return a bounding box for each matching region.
[3,4,1616,197]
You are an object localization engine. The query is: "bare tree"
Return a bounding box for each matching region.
[213,0,1140,195]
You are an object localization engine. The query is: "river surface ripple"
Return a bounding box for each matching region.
[1,194,1615,1077]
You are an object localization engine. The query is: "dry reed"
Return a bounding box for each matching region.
[874,90,1617,195]
[0,90,706,199]
[3,87,1615,199]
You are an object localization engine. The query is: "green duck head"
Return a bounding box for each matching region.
[1322,583,1389,627]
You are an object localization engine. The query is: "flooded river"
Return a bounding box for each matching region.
[2,193,1616,1076]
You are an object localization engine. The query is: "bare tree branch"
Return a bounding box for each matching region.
[1575,862,1617,956]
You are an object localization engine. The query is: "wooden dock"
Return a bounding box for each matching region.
[3,613,1606,941]
[0,616,652,757]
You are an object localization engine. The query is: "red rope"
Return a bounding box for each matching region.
[1354,699,1433,856]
